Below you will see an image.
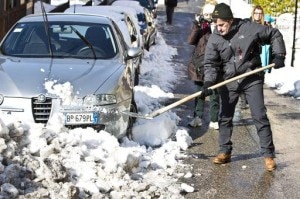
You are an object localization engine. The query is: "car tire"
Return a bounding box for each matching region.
[134,68,139,86]
[126,98,137,140]
[145,42,150,51]
[152,37,156,45]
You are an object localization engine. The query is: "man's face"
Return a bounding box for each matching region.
[215,18,232,36]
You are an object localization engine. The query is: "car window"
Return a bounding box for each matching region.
[111,21,127,52]
[1,21,118,59]
[137,0,153,10]
[124,16,139,47]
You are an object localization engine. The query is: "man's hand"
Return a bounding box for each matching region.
[199,81,213,99]
[272,55,285,69]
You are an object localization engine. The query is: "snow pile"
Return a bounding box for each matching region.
[0,117,191,198]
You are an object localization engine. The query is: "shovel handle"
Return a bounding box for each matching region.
[149,64,275,118]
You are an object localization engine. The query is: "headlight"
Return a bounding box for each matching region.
[83,94,117,106]
[0,94,4,105]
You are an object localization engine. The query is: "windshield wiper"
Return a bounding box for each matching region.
[69,26,96,59]
[40,0,54,58]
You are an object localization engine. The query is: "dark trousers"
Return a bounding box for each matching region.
[166,6,175,24]
[194,82,220,122]
[218,81,275,157]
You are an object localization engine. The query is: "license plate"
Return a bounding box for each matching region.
[65,112,99,125]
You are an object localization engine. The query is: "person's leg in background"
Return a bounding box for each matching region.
[166,6,174,24]
[189,81,204,127]
[209,89,220,130]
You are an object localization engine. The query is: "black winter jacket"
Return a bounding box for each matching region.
[204,18,286,86]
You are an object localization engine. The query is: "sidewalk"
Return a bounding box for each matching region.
[242,85,300,195]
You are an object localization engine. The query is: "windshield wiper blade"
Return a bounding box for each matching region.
[40,0,54,58]
[69,26,96,59]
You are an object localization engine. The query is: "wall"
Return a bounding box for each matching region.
[277,12,300,67]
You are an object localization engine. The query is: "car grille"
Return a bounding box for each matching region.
[32,97,52,123]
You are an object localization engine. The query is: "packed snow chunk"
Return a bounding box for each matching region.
[44,80,76,105]
[132,113,177,147]
[175,129,193,150]
[0,183,19,198]
[0,138,7,154]
[181,183,194,193]
[0,118,9,139]
[183,171,193,178]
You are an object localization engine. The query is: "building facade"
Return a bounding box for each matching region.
[0,0,34,40]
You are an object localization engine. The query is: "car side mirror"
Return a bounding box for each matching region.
[125,47,143,60]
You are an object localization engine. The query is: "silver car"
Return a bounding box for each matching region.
[0,13,142,139]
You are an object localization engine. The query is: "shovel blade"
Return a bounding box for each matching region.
[122,111,153,120]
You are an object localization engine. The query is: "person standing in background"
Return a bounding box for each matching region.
[251,5,277,75]
[251,5,265,24]
[261,14,275,67]
[187,2,220,130]
[165,0,177,25]
[201,3,286,171]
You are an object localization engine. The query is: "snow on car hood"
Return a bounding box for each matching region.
[0,57,123,98]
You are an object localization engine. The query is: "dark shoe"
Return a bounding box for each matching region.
[213,153,231,164]
[265,157,276,171]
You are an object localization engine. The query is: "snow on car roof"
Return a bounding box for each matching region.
[111,0,145,13]
[19,13,112,25]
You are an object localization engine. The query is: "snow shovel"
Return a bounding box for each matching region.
[123,63,275,119]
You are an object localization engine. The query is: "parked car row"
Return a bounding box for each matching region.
[111,1,157,51]
[0,1,158,139]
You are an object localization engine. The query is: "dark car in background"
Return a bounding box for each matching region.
[110,0,157,18]
[136,0,157,18]
[112,0,157,51]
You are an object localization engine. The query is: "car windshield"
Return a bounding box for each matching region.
[137,0,154,10]
[1,21,118,59]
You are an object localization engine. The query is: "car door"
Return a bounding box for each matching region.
[111,21,135,92]
[123,15,142,84]
[143,8,157,50]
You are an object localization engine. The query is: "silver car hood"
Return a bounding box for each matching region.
[0,57,123,98]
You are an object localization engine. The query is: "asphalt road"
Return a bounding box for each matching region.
[157,1,300,198]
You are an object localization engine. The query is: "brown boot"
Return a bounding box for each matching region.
[213,153,231,164]
[264,157,276,171]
